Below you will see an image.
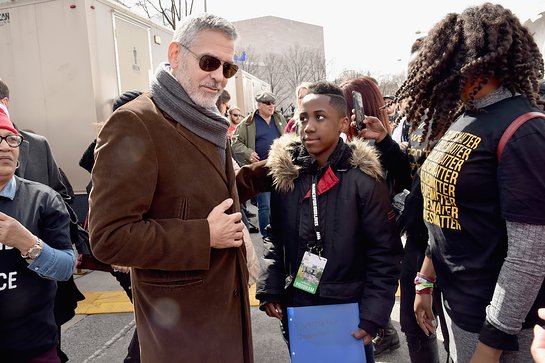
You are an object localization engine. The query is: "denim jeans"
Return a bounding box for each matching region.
[257,192,270,238]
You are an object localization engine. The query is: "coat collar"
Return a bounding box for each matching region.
[266,133,384,193]
[156,102,230,187]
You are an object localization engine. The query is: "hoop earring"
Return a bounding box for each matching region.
[15,160,20,169]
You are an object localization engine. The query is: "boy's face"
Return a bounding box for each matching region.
[299,94,348,166]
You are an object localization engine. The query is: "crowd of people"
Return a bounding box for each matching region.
[0,3,544,363]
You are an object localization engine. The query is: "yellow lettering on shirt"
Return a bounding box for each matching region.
[421,131,481,230]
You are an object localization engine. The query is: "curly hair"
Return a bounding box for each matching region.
[396,3,544,140]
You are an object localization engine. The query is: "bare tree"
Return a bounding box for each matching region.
[377,73,406,97]
[306,49,327,82]
[236,46,263,76]
[283,46,314,90]
[333,69,368,85]
[122,0,197,29]
[258,53,290,106]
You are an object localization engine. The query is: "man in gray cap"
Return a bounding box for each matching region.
[232,91,286,238]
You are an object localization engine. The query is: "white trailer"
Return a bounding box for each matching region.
[0,0,271,194]
[0,0,173,192]
[224,69,271,117]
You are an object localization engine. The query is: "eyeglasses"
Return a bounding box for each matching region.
[0,134,23,148]
[262,101,275,106]
[180,44,239,79]
[232,113,243,118]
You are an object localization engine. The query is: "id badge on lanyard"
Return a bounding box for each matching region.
[293,175,327,294]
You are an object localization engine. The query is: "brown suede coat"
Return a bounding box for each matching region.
[89,94,253,363]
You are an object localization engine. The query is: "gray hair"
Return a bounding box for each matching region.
[172,13,238,47]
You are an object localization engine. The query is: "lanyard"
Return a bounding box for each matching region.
[308,174,323,255]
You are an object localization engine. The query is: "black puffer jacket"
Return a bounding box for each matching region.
[256,134,403,335]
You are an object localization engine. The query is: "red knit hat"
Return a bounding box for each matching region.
[0,105,18,135]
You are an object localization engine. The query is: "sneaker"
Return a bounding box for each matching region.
[373,327,401,356]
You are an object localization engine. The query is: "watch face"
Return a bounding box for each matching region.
[24,240,43,260]
[28,245,42,259]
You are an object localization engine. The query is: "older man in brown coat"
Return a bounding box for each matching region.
[89,14,253,363]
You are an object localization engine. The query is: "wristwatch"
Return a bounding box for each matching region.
[21,238,43,261]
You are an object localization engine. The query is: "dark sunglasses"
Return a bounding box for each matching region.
[180,44,238,79]
[262,101,275,106]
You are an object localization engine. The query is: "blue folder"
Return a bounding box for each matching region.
[287,303,366,363]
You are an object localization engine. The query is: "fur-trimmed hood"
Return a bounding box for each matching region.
[266,133,384,193]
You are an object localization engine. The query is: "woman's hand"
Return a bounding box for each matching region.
[0,211,36,253]
[469,341,502,363]
[350,113,388,142]
[414,293,436,336]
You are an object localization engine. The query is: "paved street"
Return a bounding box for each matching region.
[62,208,447,362]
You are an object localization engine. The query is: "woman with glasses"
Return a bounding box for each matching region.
[0,105,75,363]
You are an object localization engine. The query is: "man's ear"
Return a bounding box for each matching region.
[168,42,181,70]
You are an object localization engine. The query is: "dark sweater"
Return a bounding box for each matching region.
[0,177,72,360]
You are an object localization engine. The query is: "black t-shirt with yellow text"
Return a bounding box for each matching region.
[421,95,545,332]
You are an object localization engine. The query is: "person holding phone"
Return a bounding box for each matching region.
[340,77,410,357]
[238,81,402,363]
[340,78,392,142]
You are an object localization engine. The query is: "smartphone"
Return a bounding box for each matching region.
[352,91,366,131]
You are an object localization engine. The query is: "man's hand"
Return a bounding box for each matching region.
[414,294,436,336]
[0,211,36,253]
[264,302,283,320]
[532,309,545,363]
[249,151,260,164]
[352,328,373,345]
[207,198,244,249]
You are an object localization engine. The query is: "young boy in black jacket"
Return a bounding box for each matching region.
[239,82,402,362]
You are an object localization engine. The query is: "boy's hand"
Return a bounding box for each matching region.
[264,302,283,320]
[352,328,373,345]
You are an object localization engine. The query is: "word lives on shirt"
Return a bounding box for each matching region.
[421,130,481,230]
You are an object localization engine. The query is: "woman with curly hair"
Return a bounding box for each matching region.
[395,3,545,362]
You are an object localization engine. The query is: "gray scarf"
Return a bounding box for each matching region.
[150,63,229,165]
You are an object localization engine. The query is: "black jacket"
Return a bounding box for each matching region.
[255,135,403,335]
